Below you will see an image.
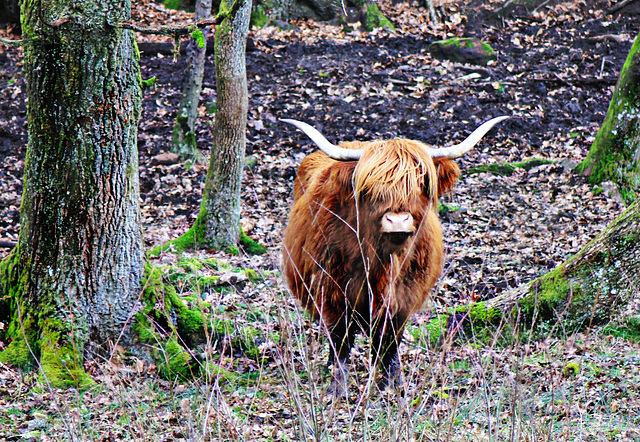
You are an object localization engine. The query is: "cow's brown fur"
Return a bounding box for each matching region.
[282,138,461,393]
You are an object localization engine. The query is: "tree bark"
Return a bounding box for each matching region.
[0,0,143,387]
[171,0,213,159]
[575,32,640,204]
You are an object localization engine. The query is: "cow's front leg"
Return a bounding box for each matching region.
[372,314,406,391]
[327,319,356,397]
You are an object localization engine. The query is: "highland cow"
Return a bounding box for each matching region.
[281,116,508,395]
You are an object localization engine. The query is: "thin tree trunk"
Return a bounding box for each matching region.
[171,0,213,159]
[0,0,143,387]
[185,0,251,251]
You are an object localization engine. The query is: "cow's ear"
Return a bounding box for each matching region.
[433,158,461,198]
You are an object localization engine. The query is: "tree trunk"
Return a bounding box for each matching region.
[171,0,213,159]
[0,0,143,388]
[174,0,251,252]
[0,0,20,27]
[575,33,640,204]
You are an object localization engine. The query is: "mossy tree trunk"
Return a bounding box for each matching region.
[171,0,213,160]
[0,0,144,388]
[575,32,640,204]
[482,200,640,340]
[176,0,251,252]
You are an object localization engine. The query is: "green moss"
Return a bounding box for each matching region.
[0,250,37,369]
[453,302,509,345]
[462,302,501,323]
[562,362,580,377]
[0,336,33,368]
[1,252,95,390]
[148,217,251,257]
[148,221,202,257]
[519,267,570,318]
[38,321,94,390]
[158,336,197,380]
[429,37,497,66]
[242,269,259,281]
[136,262,269,380]
[362,4,395,32]
[177,257,205,273]
[203,361,240,386]
[190,28,205,49]
[239,229,267,255]
[250,5,270,28]
[466,158,554,177]
[421,314,450,348]
[438,202,461,217]
[163,0,194,12]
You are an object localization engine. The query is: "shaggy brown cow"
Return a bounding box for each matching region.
[281,117,508,395]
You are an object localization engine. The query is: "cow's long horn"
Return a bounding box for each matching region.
[428,116,510,159]
[281,119,363,161]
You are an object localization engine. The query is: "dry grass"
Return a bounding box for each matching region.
[2,261,639,441]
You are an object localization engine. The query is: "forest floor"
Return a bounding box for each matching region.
[1,0,640,440]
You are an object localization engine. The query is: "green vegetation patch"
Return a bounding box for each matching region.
[250,5,270,28]
[38,321,94,390]
[602,317,640,342]
[134,262,270,380]
[466,158,555,176]
[362,4,395,32]
[429,37,497,66]
[148,225,266,257]
[239,229,267,255]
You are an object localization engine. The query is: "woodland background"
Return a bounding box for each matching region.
[0,0,639,439]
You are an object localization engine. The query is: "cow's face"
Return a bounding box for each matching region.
[353,141,462,256]
[351,140,435,254]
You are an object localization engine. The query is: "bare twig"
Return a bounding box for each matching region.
[607,0,640,14]
[117,18,220,37]
[118,0,247,36]
[0,37,23,46]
